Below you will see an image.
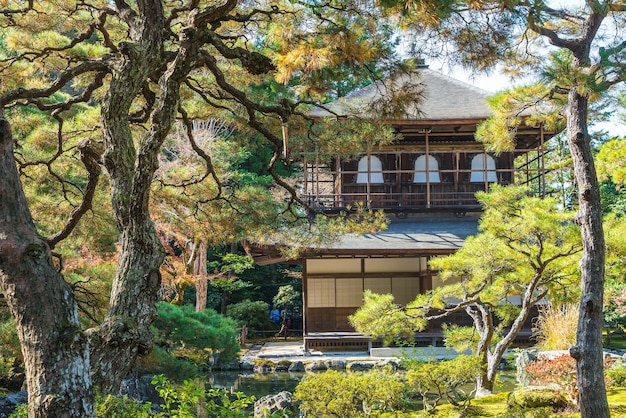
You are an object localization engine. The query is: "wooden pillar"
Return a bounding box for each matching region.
[366,153,371,208]
[303,155,308,202]
[335,156,341,207]
[302,260,309,351]
[426,131,431,208]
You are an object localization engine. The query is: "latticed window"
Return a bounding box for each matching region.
[356,156,384,183]
[413,155,441,183]
[470,153,497,182]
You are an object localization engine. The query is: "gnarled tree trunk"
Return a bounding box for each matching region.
[0,117,94,417]
[87,0,167,393]
[566,88,609,416]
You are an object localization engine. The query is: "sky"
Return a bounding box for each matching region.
[436,64,626,138]
[424,0,626,138]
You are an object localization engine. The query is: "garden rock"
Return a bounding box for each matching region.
[254,391,294,418]
[515,349,538,387]
[346,361,376,372]
[218,360,241,371]
[376,359,402,370]
[275,361,291,372]
[324,359,346,370]
[288,361,305,372]
[119,374,162,405]
[0,391,27,418]
[240,360,255,371]
[254,363,274,374]
[305,360,327,372]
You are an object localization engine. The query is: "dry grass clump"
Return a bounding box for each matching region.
[533,303,578,350]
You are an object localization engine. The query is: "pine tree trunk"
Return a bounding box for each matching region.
[0,117,94,416]
[88,3,166,392]
[475,369,495,398]
[195,240,208,312]
[566,88,610,417]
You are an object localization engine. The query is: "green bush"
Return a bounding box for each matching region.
[95,394,156,417]
[294,369,407,417]
[10,380,257,418]
[607,359,626,388]
[153,302,240,366]
[0,316,21,362]
[134,345,199,382]
[153,374,256,417]
[405,355,481,411]
[226,300,272,331]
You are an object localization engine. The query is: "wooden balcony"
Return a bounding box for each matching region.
[299,148,547,214]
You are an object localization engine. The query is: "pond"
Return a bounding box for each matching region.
[207,369,518,401]
[208,371,304,399]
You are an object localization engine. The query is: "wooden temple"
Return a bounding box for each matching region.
[245,64,556,352]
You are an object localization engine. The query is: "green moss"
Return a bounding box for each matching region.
[608,389,626,417]
[253,359,275,368]
[507,389,568,409]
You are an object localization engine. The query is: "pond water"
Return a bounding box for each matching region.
[207,369,518,401]
[208,371,304,399]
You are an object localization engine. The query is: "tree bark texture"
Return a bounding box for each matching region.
[194,240,208,312]
[89,1,166,391]
[89,0,210,392]
[567,88,610,417]
[0,117,93,417]
[466,303,495,397]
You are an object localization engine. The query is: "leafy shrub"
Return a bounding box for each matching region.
[152,374,256,417]
[10,395,157,418]
[525,354,616,406]
[532,303,578,350]
[606,359,626,388]
[294,369,407,417]
[226,300,272,331]
[0,315,22,362]
[95,394,156,417]
[405,355,481,412]
[525,354,577,405]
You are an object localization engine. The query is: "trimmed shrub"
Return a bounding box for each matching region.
[405,355,481,411]
[294,369,407,417]
[525,353,616,406]
[226,300,273,331]
[153,302,240,365]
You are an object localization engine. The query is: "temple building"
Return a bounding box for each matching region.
[245,64,555,351]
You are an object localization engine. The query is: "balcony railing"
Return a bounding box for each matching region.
[299,149,547,213]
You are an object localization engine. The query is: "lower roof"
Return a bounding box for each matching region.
[244,213,480,265]
[318,213,479,253]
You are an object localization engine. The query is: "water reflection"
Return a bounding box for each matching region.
[208,371,305,399]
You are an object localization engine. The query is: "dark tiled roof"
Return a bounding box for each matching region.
[318,214,479,252]
[310,68,494,120]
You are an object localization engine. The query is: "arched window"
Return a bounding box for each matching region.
[413,155,440,183]
[470,153,497,182]
[356,156,384,184]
